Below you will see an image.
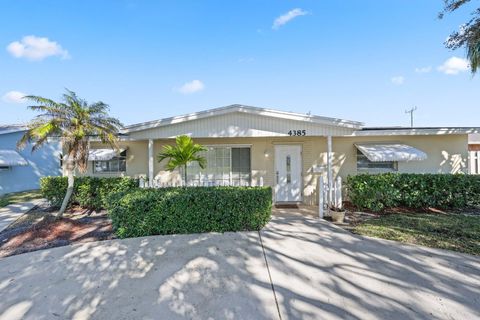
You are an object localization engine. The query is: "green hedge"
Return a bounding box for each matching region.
[106,187,272,238]
[40,176,139,210]
[346,173,480,212]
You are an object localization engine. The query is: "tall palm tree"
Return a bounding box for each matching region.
[157,135,207,186]
[17,89,123,217]
[440,0,480,74]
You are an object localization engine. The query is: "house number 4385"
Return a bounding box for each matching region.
[288,130,306,136]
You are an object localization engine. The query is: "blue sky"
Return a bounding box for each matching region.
[0,0,478,127]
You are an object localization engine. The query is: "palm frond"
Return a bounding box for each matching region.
[157,135,207,173]
[18,89,122,174]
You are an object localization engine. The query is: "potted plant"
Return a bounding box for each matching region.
[329,204,346,223]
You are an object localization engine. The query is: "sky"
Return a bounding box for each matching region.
[0,0,479,128]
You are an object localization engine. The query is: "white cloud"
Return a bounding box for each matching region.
[391,76,405,85]
[437,56,469,75]
[272,8,308,30]
[415,66,432,74]
[2,91,27,104]
[6,35,70,61]
[176,80,205,94]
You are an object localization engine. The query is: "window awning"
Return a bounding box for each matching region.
[0,149,28,166]
[88,149,125,161]
[355,143,427,162]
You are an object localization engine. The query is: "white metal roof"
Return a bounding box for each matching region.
[354,127,480,136]
[0,149,28,166]
[123,104,364,133]
[355,143,427,162]
[0,124,28,135]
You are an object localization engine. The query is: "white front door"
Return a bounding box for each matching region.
[275,145,302,202]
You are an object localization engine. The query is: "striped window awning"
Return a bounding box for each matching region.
[355,143,427,162]
[0,149,28,166]
[88,149,125,161]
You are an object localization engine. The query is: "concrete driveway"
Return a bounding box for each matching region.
[0,211,479,320]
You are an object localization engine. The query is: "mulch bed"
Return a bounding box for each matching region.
[0,204,114,258]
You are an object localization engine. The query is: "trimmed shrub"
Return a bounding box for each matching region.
[106,187,272,238]
[346,173,480,212]
[40,176,139,210]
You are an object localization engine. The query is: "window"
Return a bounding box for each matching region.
[232,148,251,186]
[93,150,127,173]
[286,155,292,184]
[0,166,11,172]
[186,146,251,186]
[356,149,397,173]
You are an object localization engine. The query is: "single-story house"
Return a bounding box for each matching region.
[81,104,478,205]
[0,125,62,195]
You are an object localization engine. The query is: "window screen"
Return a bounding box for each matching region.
[356,149,397,173]
[186,146,251,186]
[232,148,251,186]
[93,150,127,173]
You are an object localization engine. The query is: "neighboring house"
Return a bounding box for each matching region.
[0,125,62,195]
[469,133,480,174]
[79,104,478,205]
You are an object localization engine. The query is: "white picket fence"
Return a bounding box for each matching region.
[318,176,342,219]
[470,151,480,174]
[139,177,263,188]
[139,175,340,220]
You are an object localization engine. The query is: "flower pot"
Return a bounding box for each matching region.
[330,210,346,223]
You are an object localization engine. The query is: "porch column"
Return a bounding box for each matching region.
[327,135,333,207]
[148,139,154,187]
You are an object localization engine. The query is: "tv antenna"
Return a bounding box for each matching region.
[405,106,417,127]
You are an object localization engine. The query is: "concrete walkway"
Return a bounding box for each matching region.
[0,212,479,320]
[262,214,480,320]
[0,199,43,233]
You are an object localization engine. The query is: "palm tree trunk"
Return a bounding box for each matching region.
[184,164,187,187]
[58,159,74,218]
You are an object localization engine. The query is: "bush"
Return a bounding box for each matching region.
[346,173,480,212]
[40,176,139,210]
[106,187,272,238]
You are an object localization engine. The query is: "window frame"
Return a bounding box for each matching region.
[185,145,252,186]
[92,150,127,174]
[0,165,11,172]
[356,148,398,173]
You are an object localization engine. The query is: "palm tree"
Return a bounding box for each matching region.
[18,89,123,217]
[440,0,480,74]
[467,36,480,74]
[157,135,207,186]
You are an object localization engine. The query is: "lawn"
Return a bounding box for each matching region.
[353,213,480,256]
[0,190,42,208]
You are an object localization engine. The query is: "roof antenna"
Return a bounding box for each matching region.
[405,106,417,128]
[306,111,311,116]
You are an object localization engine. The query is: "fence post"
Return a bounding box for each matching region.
[318,176,324,219]
[477,151,480,174]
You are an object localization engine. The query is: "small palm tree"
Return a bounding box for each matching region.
[157,135,207,185]
[18,89,123,217]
